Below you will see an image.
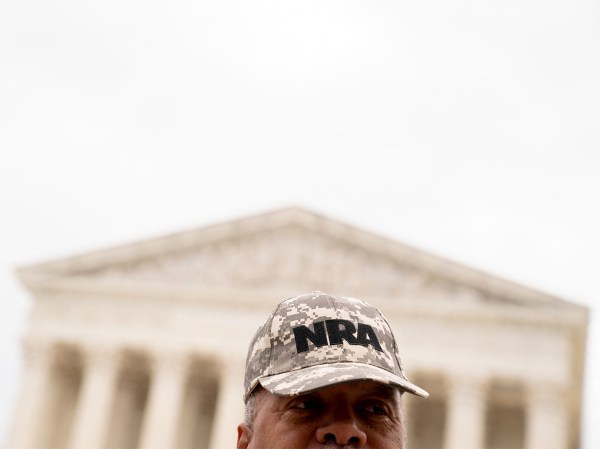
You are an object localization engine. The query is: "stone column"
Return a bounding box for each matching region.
[68,345,120,449]
[138,351,189,449]
[525,383,569,449]
[7,338,54,449]
[443,377,487,449]
[208,359,245,449]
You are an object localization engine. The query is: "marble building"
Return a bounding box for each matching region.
[6,207,588,449]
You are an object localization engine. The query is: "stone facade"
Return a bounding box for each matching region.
[7,208,588,449]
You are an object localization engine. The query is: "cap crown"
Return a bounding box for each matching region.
[244,292,408,400]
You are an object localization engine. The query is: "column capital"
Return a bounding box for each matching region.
[223,358,245,373]
[80,344,122,370]
[525,380,567,404]
[148,349,191,377]
[447,375,489,400]
[21,337,55,369]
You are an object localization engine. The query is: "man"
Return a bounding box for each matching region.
[237,291,428,449]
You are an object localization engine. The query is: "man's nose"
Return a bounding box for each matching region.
[315,414,367,447]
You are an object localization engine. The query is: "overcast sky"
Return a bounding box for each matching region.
[1,0,599,447]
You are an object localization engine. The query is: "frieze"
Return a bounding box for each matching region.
[83,226,453,299]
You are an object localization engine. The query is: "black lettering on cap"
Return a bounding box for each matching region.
[293,320,384,353]
[357,323,383,352]
[326,319,358,345]
[293,321,328,353]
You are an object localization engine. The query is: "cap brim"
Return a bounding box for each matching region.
[259,362,429,398]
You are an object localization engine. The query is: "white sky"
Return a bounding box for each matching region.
[1,0,599,447]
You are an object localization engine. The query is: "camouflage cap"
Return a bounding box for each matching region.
[243,291,428,402]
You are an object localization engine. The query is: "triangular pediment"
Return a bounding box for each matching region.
[70,223,434,298]
[18,207,579,311]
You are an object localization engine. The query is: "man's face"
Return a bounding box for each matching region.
[237,381,406,449]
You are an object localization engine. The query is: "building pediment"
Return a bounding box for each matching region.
[68,224,435,298]
[18,207,581,312]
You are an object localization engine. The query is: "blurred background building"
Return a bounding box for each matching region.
[6,208,588,449]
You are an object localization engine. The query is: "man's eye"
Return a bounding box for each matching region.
[290,397,321,410]
[364,403,390,416]
[296,399,321,409]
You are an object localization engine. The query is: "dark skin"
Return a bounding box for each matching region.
[237,381,406,449]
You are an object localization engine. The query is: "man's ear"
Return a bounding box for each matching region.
[237,423,253,449]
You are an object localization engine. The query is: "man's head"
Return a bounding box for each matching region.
[237,292,428,449]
